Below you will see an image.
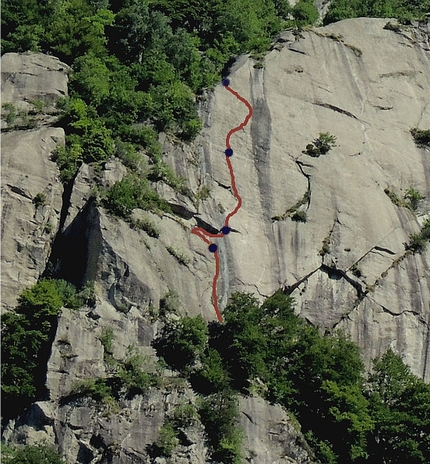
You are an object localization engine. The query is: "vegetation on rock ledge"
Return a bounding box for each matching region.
[1,279,94,424]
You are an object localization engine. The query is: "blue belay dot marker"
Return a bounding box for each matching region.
[225,148,233,157]
[222,78,230,87]
[209,244,218,253]
[221,226,231,235]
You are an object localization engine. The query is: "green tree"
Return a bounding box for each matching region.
[155,422,179,457]
[194,348,232,393]
[199,391,243,464]
[324,0,430,24]
[71,53,111,106]
[45,0,114,61]
[366,350,430,463]
[319,381,374,461]
[292,0,319,26]
[152,316,209,372]
[222,293,269,388]
[117,346,159,393]
[149,80,202,139]
[104,175,170,218]
[1,0,49,53]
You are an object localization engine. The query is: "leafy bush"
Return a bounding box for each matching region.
[114,139,145,171]
[99,327,114,355]
[104,175,171,218]
[117,346,160,394]
[1,443,67,464]
[383,21,401,32]
[159,290,181,317]
[194,348,232,394]
[292,0,319,26]
[32,192,46,208]
[130,216,161,238]
[291,210,307,222]
[170,403,199,428]
[51,137,83,182]
[404,187,423,211]
[410,128,430,147]
[71,378,113,402]
[305,132,337,157]
[155,422,179,457]
[407,219,430,253]
[148,161,190,196]
[384,186,423,211]
[2,103,18,125]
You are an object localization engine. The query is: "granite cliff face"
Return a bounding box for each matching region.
[1,53,70,310]
[1,18,430,464]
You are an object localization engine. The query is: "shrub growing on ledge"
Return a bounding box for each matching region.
[291,210,307,222]
[410,128,430,147]
[305,132,337,157]
[1,443,67,464]
[104,175,171,218]
[407,219,430,253]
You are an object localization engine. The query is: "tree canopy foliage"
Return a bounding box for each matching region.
[1,0,308,188]
[324,0,430,24]
[153,291,430,464]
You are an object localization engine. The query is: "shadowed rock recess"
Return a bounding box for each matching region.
[1,18,429,464]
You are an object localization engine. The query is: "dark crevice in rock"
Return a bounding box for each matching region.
[211,178,231,190]
[321,264,365,299]
[77,442,95,464]
[296,161,312,212]
[167,202,195,220]
[373,105,393,110]
[7,184,32,199]
[195,217,221,235]
[373,245,396,255]
[288,47,308,55]
[241,411,255,424]
[319,220,338,258]
[282,267,321,295]
[312,101,359,120]
[378,303,419,317]
[42,177,74,273]
[44,193,98,289]
[423,328,430,380]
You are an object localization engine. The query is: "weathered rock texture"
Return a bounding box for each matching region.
[239,396,315,463]
[1,128,64,309]
[1,52,70,112]
[80,18,430,379]
[192,18,430,379]
[1,53,70,309]
[2,18,430,464]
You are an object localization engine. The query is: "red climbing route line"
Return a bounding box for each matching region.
[225,86,254,150]
[191,79,253,323]
[224,156,242,227]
